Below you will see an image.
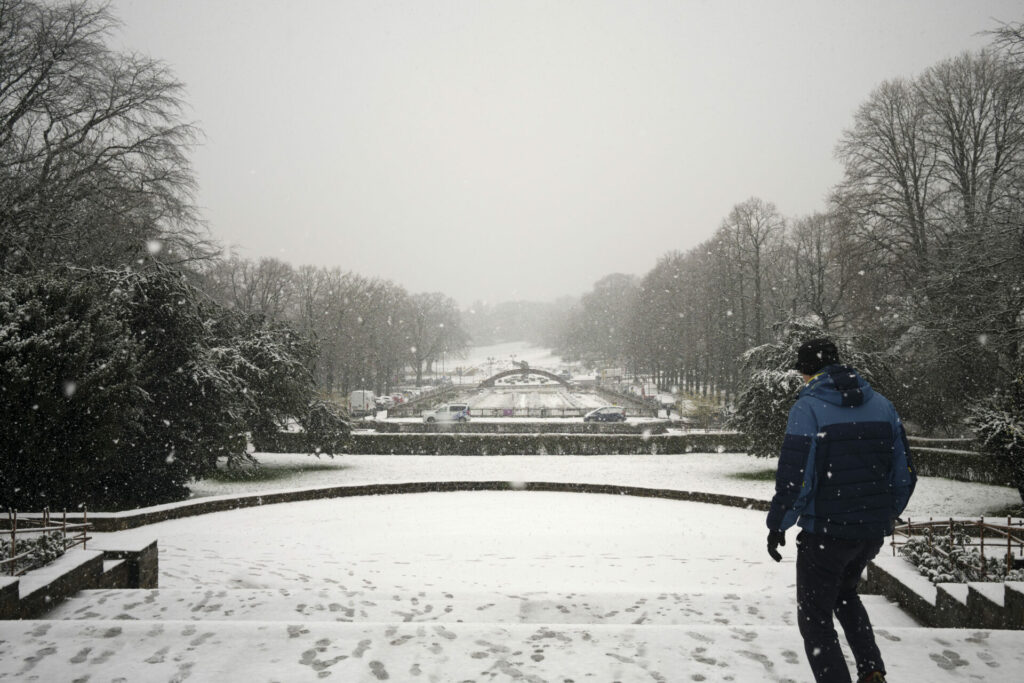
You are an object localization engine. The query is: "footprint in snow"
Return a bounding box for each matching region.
[929,649,969,670]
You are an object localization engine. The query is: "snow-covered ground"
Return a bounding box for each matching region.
[7,492,1021,682]
[188,452,1022,519]
[455,341,568,372]
[416,341,571,385]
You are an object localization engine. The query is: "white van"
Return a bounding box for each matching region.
[348,390,376,417]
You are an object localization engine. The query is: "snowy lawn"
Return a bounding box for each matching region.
[190,451,1023,519]
[89,492,787,593]
[7,492,1021,682]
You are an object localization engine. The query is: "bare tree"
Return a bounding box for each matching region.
[718,198,786,346]
[789,210,873,332]
[406,292,468,386]
[203,256,295,320]
[988,20,1024,66]
[0,0,204,272]
[918,51,1024,234]
[835,78,938,283]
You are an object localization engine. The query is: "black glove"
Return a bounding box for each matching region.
[767,530,786,562]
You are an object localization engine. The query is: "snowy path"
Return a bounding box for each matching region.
[3,492,1022,681]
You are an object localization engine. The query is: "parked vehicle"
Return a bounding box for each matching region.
[349,390,376,417]
[375,395,395,409]
[583,406,627,422]
[422,403,471,423]
[600,368,624,382]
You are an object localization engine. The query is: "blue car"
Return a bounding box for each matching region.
[584,406,627,422]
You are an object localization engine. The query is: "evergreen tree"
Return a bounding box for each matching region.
[729,320,887,458]
[0,271,143,508]
[0,265,349,510]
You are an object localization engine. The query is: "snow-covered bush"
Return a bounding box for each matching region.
[968,369,1024,505]
[899,524,1024,583]
[0,271,146,508]
[0,532,66,574]
[731,367,805,458]
[729,319,887,458]
[0,266,348,510]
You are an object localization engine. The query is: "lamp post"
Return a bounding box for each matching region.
[438,322,446,383]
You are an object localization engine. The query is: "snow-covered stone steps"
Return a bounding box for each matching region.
[41,587,918,627]
[1,619,1018,682]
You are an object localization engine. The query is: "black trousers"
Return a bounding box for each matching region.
[796,530,885,683]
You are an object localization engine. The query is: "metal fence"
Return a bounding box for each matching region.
[1,507,92,577]
[890,517,1024,576]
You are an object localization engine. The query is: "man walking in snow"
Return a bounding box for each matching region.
[766,338,916,683]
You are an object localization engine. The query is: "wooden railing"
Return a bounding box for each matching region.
[890,517,1024,576]
[1,508,92,577]
[905,436,977,456]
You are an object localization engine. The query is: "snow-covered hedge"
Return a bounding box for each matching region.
[256,432,746,455]
[0,532,65,575]
[252,430,349,455]
[968,370,1024,504]
[909,448,1017,485]
[899,524,1024,583]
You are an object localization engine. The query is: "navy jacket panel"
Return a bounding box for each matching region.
[766,365,917,539]
[766,400,817,531]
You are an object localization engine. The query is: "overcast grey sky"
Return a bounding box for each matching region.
[112,0,1020,305]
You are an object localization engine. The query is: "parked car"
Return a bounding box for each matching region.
[375,395,395,409]
[583,406,627,422]
[422,403,471,423]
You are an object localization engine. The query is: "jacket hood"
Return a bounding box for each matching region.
[800,364,875,407]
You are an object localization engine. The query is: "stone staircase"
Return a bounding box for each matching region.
[6,584,1023,682]
[40,586,918,627]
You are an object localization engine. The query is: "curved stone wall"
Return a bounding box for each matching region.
[76,481,771,532]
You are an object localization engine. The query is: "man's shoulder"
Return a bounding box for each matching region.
[865,388,896,414]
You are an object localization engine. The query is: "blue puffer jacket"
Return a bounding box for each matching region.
[766,364,916,539]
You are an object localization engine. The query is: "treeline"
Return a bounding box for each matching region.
[199,257,469,392]
[558,26,1024,433]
